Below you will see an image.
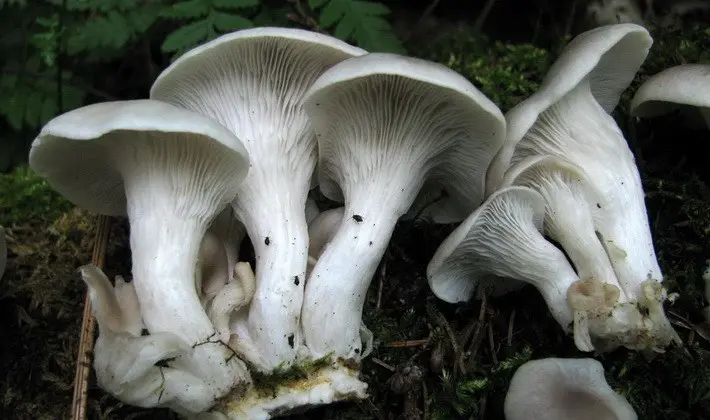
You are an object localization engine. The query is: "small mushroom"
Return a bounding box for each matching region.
[301,52,505,360]
[428,186,579,330]
[505,358,637,420]
[81,265,215,414]
[29,99,252,412]
[150,27,366,371]
[500,155,621,300]
[630,63,710,129]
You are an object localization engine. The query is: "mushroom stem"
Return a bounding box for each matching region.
[124,184,248,393]
[303,181,417,360]
[232,191,310,371]
[129,213,212,340]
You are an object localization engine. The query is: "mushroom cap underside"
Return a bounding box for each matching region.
[29,99,250,216]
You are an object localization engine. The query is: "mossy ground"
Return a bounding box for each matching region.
[2,20,710,420]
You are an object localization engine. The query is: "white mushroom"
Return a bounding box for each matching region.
[29,99,251,413]
[630,63,710,129]
[305,195,321,225]
[150,27,366,372]
[302,52,505,360]
[428,186,660,351]
[487,23,679,352]
[308,206,344,261]
[81,265,213,416]
[197,208,248,306]
[504,358,637,420]
[500,155,621,302]
[428,186,579,333]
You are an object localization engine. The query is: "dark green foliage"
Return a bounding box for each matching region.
[309,0,404,53]
[0,166,72,226]
[0,0,405,165]
[417,28,550,112]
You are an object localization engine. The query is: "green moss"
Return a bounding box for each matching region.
[0,166,72,226]
[416,27,551,112]
[248,353,335,397]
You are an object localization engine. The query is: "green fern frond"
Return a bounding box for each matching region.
[64,1,164,57]
[161,0,261,57]
[309,0,404,53]
[0,59,86,131]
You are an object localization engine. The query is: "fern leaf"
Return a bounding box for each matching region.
[161,0,210,19]
[213,0,261,9]
[213,11,254,32]
[312,0,404,53]
[160,0,257,56]
[161,19,210,53]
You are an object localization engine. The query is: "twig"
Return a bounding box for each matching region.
[287,0,325,33]
[386,339,429,348]
[404,0,442,41]
[422,381,429,420]
[56,0,66,113]
[376,258,386,310]
[427,304,465,376]
[372,357,396,372]
[563,0,579,38]
[71,215,111,420]
[487,320,498,365]
[507,309,516,348]
[463,290,488,371]
[473,0,499,33]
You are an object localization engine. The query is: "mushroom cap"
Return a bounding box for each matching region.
[305,52,506,222]
[427,186,547,302]
[505,358,637,420]
[150,27,366,172]
[487,23,652,195]
[152,27,366,96]
[29,99,250,216]
[630,64,710,117]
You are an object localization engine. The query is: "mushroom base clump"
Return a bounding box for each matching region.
[568,278,680,352]
[210,362,368,419]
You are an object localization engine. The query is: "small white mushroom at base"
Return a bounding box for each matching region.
[80,265,221,414]
[504,358,637,420]
[207,262,256,344]
[306,206,344,276]
[305,195,321,225]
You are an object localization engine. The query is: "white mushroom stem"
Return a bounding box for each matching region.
[231,190,310,370]
[304,176,424,359]
[122,165,250,393]
[208,262,256,344]
[514,79,661,302]
[504,358,637,420]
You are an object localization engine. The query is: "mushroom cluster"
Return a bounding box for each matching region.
[29,23,691,419]
[431,23,680,354]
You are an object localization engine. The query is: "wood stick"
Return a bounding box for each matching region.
[71,215,111,420]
